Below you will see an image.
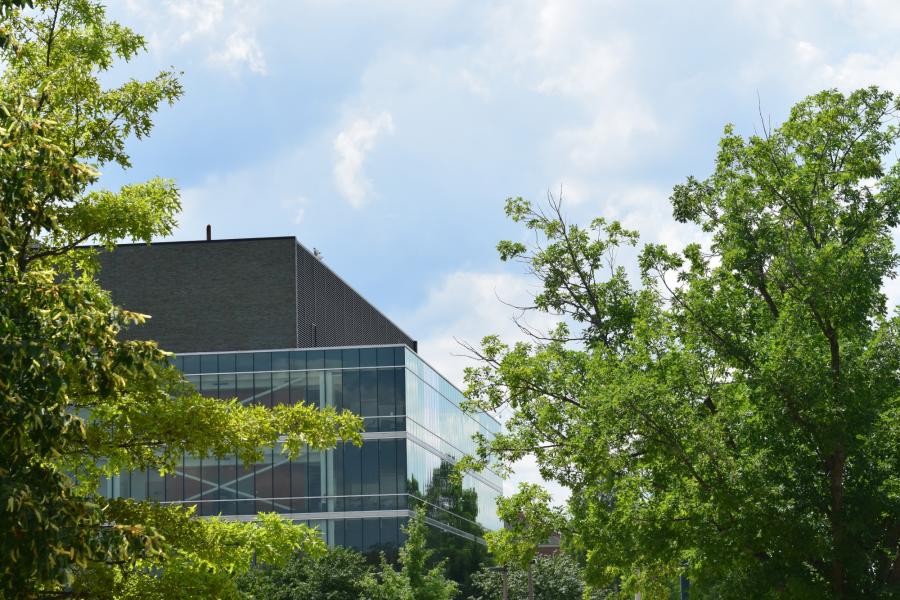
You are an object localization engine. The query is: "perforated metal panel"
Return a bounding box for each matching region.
[295,243,416,349]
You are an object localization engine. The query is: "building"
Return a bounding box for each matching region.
[96,236,502,560]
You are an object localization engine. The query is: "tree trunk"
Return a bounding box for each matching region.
[829,443,846,598]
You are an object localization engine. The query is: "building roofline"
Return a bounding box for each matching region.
[291,237,417,346]
[90,235,297,248]
[96,235,418,347]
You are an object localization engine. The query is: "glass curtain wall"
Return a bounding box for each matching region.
[102,345,501,556]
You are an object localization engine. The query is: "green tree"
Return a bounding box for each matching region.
[237,545,371,600]
[462,88,900,598]
[468,553,610,600]
[483,483,565,571]
[365,507,458,600]
[72,502,326,600]
[409,461,491,596]
[0,1,361,596]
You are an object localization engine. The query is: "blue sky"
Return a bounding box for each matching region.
[105,0,900,503]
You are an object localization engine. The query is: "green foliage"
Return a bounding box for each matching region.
[238,546,371,600]
[483,483,565,570]
[0,1,362,595]
[364,508,458,600]
[237,510,459,600]
[410,461,490,596]
[464,88,900,598]
[403,506,459,600]
[72,501,325,600]
[468,553,611,600]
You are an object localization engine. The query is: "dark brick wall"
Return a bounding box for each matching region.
[96,237,416,353]
[97,237,298,353]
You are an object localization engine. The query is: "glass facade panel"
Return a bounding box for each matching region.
[325,349,341,369]
[220,456,237,515]
[236,373,253,404]
[201,458,218,516]
[345,519,362,551]
[218,353,236,374]
[342,348,359,368]
[289,371,306,405]
[342,370,360,414]
[379,439,399,509]
[343,444,362,511]
[361,443,379,511]
[377,369,396,417]
[148,469,165,502]
[308,449,323,512]
[237,458,255,515]
[376,346,394,367]
[182,355,200,374]
[363,518,380,559]
[272,372,290,406]
[307,371,323,408]
[289,350,306,371]
[255,449,273,512]
[131,470,147,501]
[359,347,376,368]
[218,373,235,401]
[106,345,501,556]
[254,352,271,372]
[183,455,201,503]
[200,374,218,398]
[272,351,289,372]
[307,350,324,369]
[200,354,217,374]
[291,449,308,513]
[360,370,377,418]
[165,457,183,502]
[254,372,272,408]
[235,352,253,373]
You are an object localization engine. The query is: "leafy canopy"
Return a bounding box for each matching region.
[238,509,460,600]
[483,483,564,570]
[0,1,361,595]
[237,545,372,600]
[364,508,459,600]
[409,460,490,597]
[463,87,900,599]
[72,501,326,600]
[468,553,612,600]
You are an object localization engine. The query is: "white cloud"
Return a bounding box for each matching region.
[459,68,492,101]
[163,0,225,43]
[406,270,554,386]
[403,269,568,504]
[281,196,309,225]
[120,0,266,76]
[793,40,822,65]
[167,138,332,242]
[817,52,900,92]
[555,104,658,169]
[208,29,267,75]
[479,1,658,169]
[333,112,395,208]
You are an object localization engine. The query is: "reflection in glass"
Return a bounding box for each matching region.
[107,345,501,569]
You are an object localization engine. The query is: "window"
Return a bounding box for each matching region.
[272,351,289,371]
[289,350,306,371]
[254,352,271,372]
[200,354,217,373]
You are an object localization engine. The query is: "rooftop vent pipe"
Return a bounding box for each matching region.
[206,224,211,241]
